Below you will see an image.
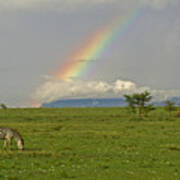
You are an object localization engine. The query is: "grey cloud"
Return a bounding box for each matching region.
[0,0,116,11]
[0,0,179,107]
[0,0,177,11]
[140,0,178,9]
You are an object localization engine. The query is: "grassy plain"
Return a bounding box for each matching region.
[0,107,180,180]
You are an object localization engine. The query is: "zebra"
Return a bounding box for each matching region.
[0,127,24,150]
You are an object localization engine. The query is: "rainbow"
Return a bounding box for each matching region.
[55,6,142,81]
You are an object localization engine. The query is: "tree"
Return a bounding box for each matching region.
[144,104,155,117]
[124,91,153,118]
[0,103,7,110]
[123,94,136,114]
[130,91,152,118]
[165,100,175,118]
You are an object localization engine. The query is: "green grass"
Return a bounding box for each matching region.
[0,107,180,179]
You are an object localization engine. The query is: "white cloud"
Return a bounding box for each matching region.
[114,80,136,93]
[0,0,178,11]
[32,78,180,105]
[32,79,137,104]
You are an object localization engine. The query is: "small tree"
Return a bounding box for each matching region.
[124,91,153,119]
[123,94,136,114]
[144,104,155,117]
[132,91,152,118]
[0,103,7,110]
[165,100,175,118]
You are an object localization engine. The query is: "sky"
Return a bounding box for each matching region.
[0,0,180,107]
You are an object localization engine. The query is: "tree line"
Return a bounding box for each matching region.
[124,91,177,119]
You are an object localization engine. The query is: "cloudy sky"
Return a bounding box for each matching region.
[0,0,180,106]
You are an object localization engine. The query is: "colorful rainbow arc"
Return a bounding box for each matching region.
[55,5,143,81]
[31,5,143,107]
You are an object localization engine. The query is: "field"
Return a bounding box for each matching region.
[0,107,180,180]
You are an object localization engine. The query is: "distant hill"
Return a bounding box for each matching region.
[42,97,180,108]
[153,97,180,106]
[42,98,127,108]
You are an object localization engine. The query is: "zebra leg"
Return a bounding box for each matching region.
[9,138,13,150]
[4,137,12,151]
[3,140,7,150]
[6,137,12,151]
